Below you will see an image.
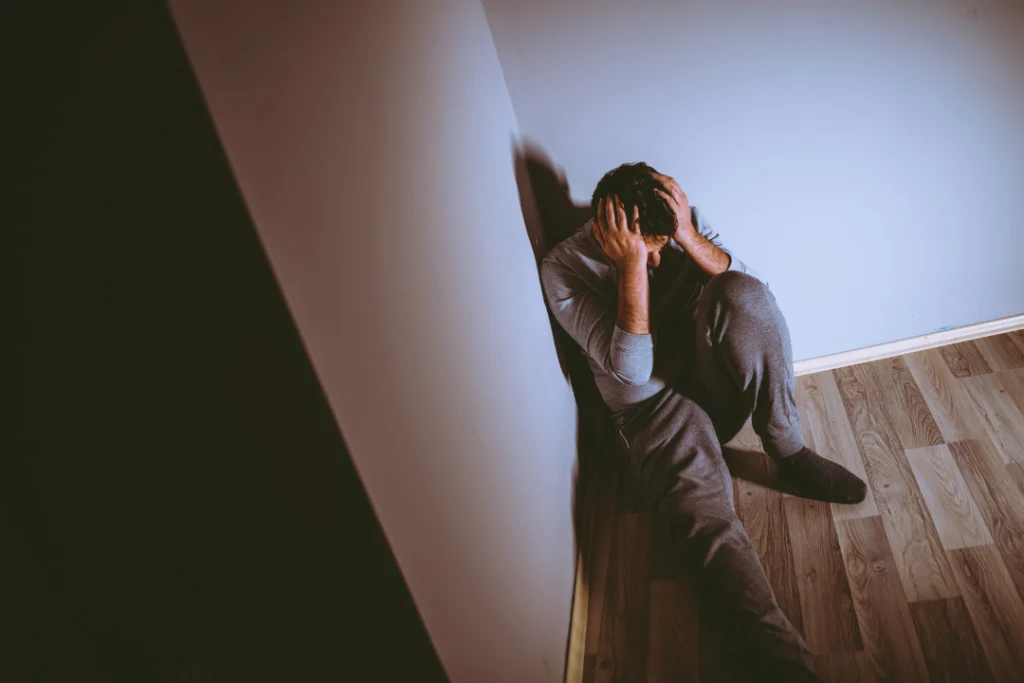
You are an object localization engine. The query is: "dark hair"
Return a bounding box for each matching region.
[590,162,674,237]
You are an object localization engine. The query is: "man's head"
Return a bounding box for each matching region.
[591,162,674,266]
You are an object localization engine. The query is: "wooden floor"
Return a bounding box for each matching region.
[579,330,1024,683]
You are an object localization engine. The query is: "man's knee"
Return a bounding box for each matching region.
[701,271,784,341]
[705,270,769,312]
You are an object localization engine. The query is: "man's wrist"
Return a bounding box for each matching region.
[617,255,648,274]
[673,223,698,248]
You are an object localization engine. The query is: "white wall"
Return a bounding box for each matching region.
[484,0,1024,361]
[170,2,578,681]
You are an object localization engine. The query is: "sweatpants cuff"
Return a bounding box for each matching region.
[768,431,804,460]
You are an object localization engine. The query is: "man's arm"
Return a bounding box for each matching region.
[653,173,730,277]
[541,196,654,387]
[615,257,650,334]
[595,196,651,335]
[673,218,730,276]
[541,258,653,387]
[689,205,761,280]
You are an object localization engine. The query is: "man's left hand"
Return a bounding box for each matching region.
[652,172,696,246]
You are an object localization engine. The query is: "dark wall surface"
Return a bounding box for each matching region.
[9,2,448,681]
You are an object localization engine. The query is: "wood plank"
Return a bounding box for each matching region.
[814,653,856,683]
[939,340,993,378]
[909,597,995,683]
[796,372,879,520]
[869,357,944,449]
[1011,463,1024,499]
[1009,331,1024,362]
[831,518,937,683]
[904,444,993,549]
[582,655,596,683]
[813,652,880,683]
[834,364,959,601]
[947,545,1024,682]
[571,434,620,683]
[727,419,764,453]
[645,579,699,683]
[794,378,819,452]
[737,477,804,636]
[571,460,617,683]
[997,368,1024,415]
[567,549,590,683]
[783,497,861,653]
[586,470,620,656]
[961,374,1024,464]
[904,347,984,443]
[948,440,1024,603]
[697,617,742,683]
[594,509,621,683]
[609,513,653,683]
[975,333,1024,372]
[835,516,931,682]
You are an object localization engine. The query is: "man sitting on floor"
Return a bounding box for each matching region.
[540,162,867,682]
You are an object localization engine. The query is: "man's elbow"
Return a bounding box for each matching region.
[610,363,652,387]
[607,330,654,386]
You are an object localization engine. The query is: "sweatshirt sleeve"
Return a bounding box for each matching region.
[691,206,764,282]
[540,257,653,386]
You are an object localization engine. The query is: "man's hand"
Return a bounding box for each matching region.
[593,195,647,270]
[652,172,695,246]
[653,171,731,276]
[594,195,651,335]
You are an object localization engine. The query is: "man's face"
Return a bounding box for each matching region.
[644,235,671,269]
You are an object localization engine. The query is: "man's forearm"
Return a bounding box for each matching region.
[616,260,650,334]
[676,228,730,276]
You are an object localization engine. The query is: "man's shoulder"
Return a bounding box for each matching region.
[542,221,602,273]
[541,221,612,298]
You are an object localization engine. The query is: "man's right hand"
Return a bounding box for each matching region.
[593,196,647,270]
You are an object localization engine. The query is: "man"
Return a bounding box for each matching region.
[541,162,867,681]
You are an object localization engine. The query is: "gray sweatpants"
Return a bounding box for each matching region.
[615,270,814,673]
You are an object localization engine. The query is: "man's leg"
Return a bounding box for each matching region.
[620,388,817,679]
[694,270,866,502]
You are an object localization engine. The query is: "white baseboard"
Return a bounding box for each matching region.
[793,313,1024,377]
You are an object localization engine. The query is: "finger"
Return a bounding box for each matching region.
[595,200,610,245]
[630,205,640,233]
[654,187,677,212]
[614,196,628,230]
[604,194,617,231]
[651,172,681,197]
[651,171,675,187]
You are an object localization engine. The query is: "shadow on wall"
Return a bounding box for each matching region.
[511,139,612,583]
